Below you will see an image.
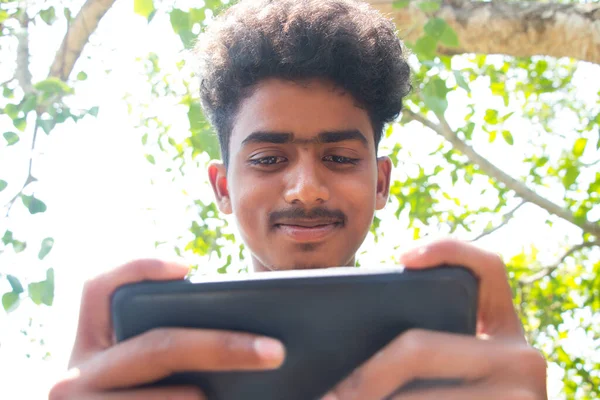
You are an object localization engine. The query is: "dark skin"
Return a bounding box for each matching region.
[49,78,547,399]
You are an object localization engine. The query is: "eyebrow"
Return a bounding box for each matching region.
[241,129,369,148]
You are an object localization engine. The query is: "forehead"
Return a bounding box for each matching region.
[229,78,375,151]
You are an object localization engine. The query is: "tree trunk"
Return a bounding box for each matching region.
[366,0,600,64]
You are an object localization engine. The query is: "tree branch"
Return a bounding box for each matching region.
[520,241,600,284]
[469,200,527,242]
[4,0,117,216]
[403,109,600,237]
[366,0,600,64]
[3,118,40,218]
[581,158,600,168]
[0,77,16,87]
[15,12,32,94]
[48,0,117,80]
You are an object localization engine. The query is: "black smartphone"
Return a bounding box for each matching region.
[111,265,478,400]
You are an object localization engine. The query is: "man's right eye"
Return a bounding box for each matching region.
[248,156,287,165]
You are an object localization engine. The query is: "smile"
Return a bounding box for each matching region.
[274,222,342,243]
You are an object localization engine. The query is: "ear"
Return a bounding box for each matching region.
[375,156,392,210]
[208,161,232,214]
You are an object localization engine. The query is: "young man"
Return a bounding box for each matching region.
[50,0,547,398]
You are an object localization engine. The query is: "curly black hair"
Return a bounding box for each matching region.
[195,0,411,167]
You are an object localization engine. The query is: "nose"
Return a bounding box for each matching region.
[283,157,330,207]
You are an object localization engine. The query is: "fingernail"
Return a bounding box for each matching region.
[321,393,339,400]
[254,337,285,361]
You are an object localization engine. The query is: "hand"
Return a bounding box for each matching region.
[49,259,286,399]
[321,239,548,400]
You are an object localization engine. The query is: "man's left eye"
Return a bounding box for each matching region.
[323,155,359,164]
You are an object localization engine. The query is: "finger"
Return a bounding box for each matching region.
[72,259,190,362]
[390,386,542,400]
[49,374,205,400]
[323,329,546,400]
[82,386,206,400]
[77,328,285,390]
[398,238,523,339]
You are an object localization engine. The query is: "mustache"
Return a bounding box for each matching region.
[269,207,347,226]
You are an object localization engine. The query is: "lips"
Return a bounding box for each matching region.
[274,219,343,243]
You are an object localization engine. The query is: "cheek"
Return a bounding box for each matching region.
[229,173,275,225]
[335,171,378,222]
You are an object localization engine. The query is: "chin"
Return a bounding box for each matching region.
[267,256,355,271]
[251,247,357,272]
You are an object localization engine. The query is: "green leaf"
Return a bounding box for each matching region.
[169,9,195,48]
[178,30,197,49]
[572,138,587,158]
[0,180,7,192]
[188,103,204,132]
[501,130,514,145]
[3,104,19,119]
[393,0,410,8]
[500,112,514,123]
[217,255,233,274]
[490,82,505,98]
[0,10,9,24]
[562,166,580,189]
[38,237,54,260]
[134,0,155,19]
[34,78,74,95]
[21,195,48,214]
[7,275,24,294]
[535,156,549,168]
[13,118,27,132]
[170,9,190,33]
[77,71,88,81]
[146,154,156,164]
[484,109,499,125]
[461,122,475,140]
[189,8,207,23]
[187,131,220,160]
[2,292,20,312]
[39,7,56,25]
[28,269,54,306]
[488,130,497,143]
[38,118,56,134]
[20,94,37,114]
[413,35,437,60]
[12,240,26,253]
[2,230,13,245]
[3,131,19,146]
[3,86,14,98]
[148,9,157,22]
[418,1,440,13]
[88,106,99,117]
[424,18,447,39]
[453,71,470,92]
[534,59,548,76]
[422,77,449,116]
[439,25,459,47]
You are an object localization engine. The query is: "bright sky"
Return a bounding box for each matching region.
[0,1,599,398]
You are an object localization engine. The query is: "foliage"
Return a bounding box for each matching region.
[0,0,97,325]
[1,0,599,398]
